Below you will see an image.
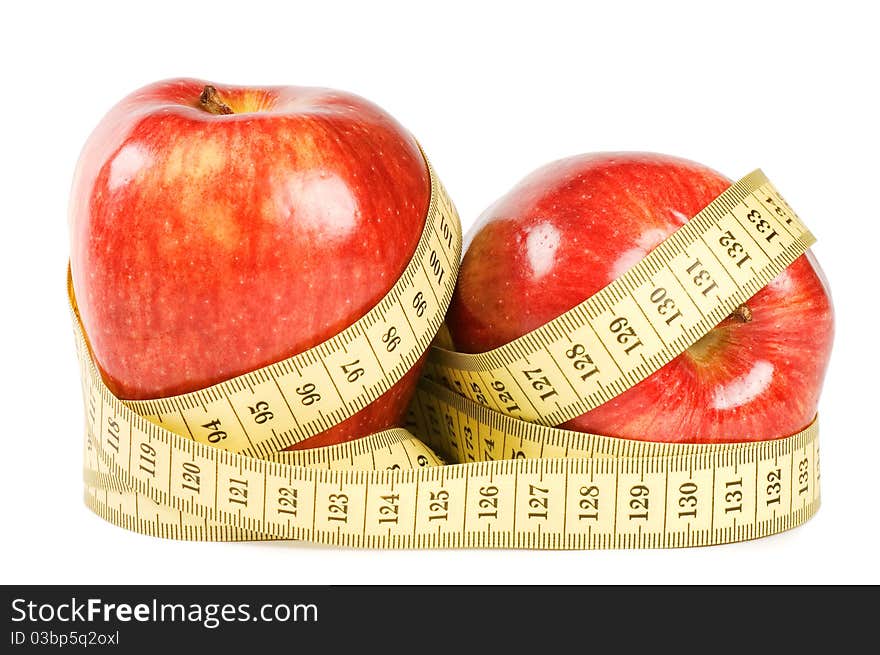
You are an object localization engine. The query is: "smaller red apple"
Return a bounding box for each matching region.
[446,153,834,443]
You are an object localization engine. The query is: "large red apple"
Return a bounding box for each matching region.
[69,79,430,450]
[447,153,834,442]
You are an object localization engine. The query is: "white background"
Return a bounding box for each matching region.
[2,0,877,584]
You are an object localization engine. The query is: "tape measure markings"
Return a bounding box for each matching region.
[82,374,818,547]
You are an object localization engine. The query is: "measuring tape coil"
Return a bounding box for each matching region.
[73,155,820,549]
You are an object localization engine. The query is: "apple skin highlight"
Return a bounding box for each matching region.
[69,79,430,449]
[447,153,834,443]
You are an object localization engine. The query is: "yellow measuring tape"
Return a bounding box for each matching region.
[73,157,820,548]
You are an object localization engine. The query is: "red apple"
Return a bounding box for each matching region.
[447,153,834,443]
[69,79,430,450]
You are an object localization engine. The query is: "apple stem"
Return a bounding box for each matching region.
[730,304,752,322]
[199,85,234,115]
